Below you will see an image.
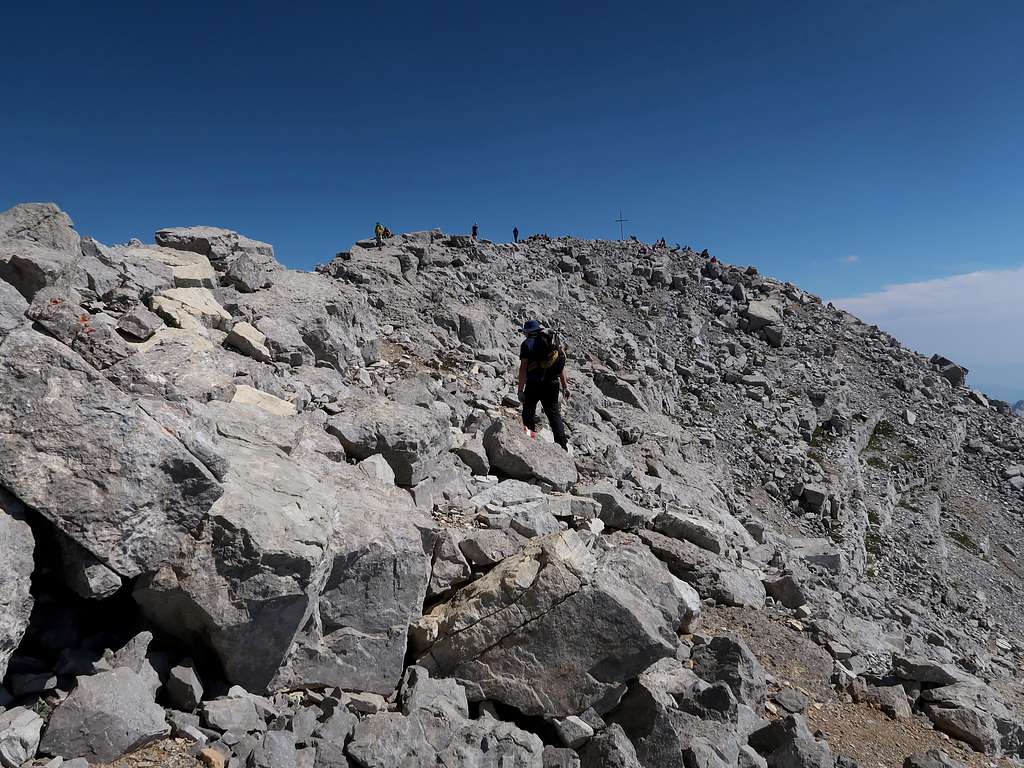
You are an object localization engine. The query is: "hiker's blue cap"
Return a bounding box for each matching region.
[521,319,542,334]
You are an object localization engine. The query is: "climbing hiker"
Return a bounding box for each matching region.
[374,222,385,248]
[472,223,479,240]
[382,225,393,238]
[513,226,519,243]
[517,319,570,450]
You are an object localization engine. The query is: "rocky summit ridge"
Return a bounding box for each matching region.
[0,201,1021,768]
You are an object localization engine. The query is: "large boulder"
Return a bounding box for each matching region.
[39,667,170,763]
[608,657,745,768]
[690,636,766,710]
[483,419,578,491]
[134,400,432,694]
[743,301,782,332]
[419,531,698,717]
[154,225,279,272]
[327,399,452,486]
[0,202,80,253]
[0,327,222,577]
[918,680,1022,756]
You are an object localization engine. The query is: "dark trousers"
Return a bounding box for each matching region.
[522,380,568,449]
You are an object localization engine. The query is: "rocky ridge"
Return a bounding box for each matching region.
[0,202,1021,767]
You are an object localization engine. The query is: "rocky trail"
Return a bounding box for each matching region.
[0,202,1021,768]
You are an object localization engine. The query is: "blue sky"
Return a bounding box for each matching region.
[2,1,1022,398]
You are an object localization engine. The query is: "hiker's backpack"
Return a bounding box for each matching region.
[527,329,565,380]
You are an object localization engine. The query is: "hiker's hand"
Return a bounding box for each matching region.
[517,389,524,403]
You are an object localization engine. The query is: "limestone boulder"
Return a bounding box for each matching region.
[0,327,223,577]
[420,531,698,717]
[327,399,452,486]
[39,667,170,763]
[0,202,80,253]
[483,419,578,491]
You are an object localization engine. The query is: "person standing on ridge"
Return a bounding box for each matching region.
[513,226,519,243]
[471,223,479,240]
[374,222,385,248]
[517,319,570,450]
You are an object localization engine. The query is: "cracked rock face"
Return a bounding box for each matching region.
[0,326,223,578]
[419,530,699,717]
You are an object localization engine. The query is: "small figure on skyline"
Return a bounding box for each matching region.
[374,222,384,248]
[471,223,479,240]
[513,226,519,243]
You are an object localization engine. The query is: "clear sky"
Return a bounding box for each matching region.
[2,1,1022,398]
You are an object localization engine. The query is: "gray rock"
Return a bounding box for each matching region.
[116,304,164,340]
[578,723,643,767]
[852,680,911,720]
[767,736,832,768]
[555,715,594,748]
[166,661,204,712]
[155,225,277,270]
[0,280,27,336]
[638,530,766,608]
[225,321,273,362]
[469,479,545,508]
[892,655,967,686]
[421,531,698,717]
[748,715,814,755]
[653,510,728,554]
[255,317,312,365]
[903,750,968,768]
[111,630,164,697]
[357,454,396,485]
[400,665,469,722]
[0,202,80,253]
[773,688,810,714]
[56,531,122,599]
[0,327,222,578]
[134,402,432,695]
[0,706,44,768]
[202,697,263,734]
[763,575,807,609]
[253,730,297,768]
[225,252,272,292]
[545,745,583,768]
[0,492,35,681]
[691,636,766,710]
[327,399,452,486]
[348,709,543,767]
[428,531,472,598]
[39,667,170,763]
[918,681,1010,755]
[483,419,578,491]
[580,484,656,530]
[459,528,528,567]
[743,301,783,331]
[508,502,563,538]
[453,432,490,475]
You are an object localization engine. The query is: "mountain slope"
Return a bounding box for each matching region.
[0,203,1021,767]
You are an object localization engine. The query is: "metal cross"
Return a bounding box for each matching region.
[615,210,630,241]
